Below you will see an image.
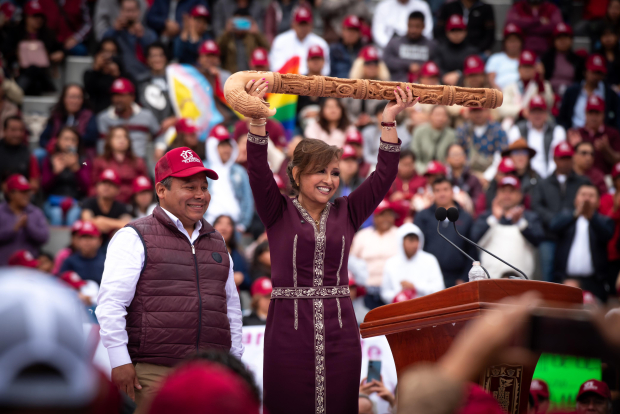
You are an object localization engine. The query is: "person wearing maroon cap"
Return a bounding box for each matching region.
[573,141,608,195]
[383,11,435,82]
[131,175,156,219]
[568,94,620,175]
[575,379,612,414]
[80,168,133,242]
[541,22,586,96]
[0,116,40,190]
[471,175,544,279]
[460,55,489,89]
[173,4,213,65]
[505,0,562,56]
[7,250,39,268]
[434,0,496,56]
[0,174,49,266]
[329,15,365,79]
[592,23,620,88]
[500,50,554,125]
[530,379,551,414]
[474,156,519,216]
[371,0,433,49]
[270,6,330,76]
[414,176,476,287]
[331,144,364,201]
[59,221,106,284]
[559,53,620,131]
[306,45,325,76]
[486,23,524,90]
[242,277,272,326]
[550,182,614,301]
[217,9,269,74]
[137,43,177,126]
[248,47,269,72]
[96,145,243,407]
[164,118,205,161]
[531,142,592,282]
[418,60,441,85]
[434,14,479,86]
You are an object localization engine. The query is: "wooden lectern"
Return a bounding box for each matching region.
[360,279,583,414]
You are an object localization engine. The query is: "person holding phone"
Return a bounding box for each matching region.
[217,9,269,74]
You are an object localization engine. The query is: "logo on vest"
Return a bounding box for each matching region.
[212,252,223,263]
[180,149,202,164]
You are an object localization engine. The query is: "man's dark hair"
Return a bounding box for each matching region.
[399,148,416,161]
[233,7,251,17]
[146,41,168,60]
[4,115,23,130]
[578,182,600,197]
[404,233,419,241]
[155,177,173,204]
[431,176,451,187]
[184,350,261,404]
[408,11,425,22]
[574,141,594,152]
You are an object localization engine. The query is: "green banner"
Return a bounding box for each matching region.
[532,354,601,410]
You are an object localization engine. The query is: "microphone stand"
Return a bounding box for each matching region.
[437,222,490,279]
[450,222,528,280]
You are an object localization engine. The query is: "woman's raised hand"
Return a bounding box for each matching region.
[383,86,419,122]
[245,78,269,101]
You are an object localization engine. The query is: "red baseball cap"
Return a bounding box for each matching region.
[155,147,218,182]
[71,219,84,234]
[1,2,16,19]
[24,0,43,16]
[78,221,101,237]
[209,124,230,141]
[359,45,379,62]
[586,95,605,112]
[530,379,550,400]
[176,118,198,134]
[345,129,363,145]
[342,15,361,30]
[341,145,357,160]
[498,175,521,190]
[519,50,536,66]
[446,14,466,31]
[60,271,87,290]
[293,6,312,23]
[99,169,121,186]
[190,4,209,18]
[393,288,416,303]
[529,94,548,111]
[577,379,611,401]
[463,55,484,76]
[425,160,447,176]
[132,175,153,193]
[374,199,394,215]
[586,54,607,74]
[503,23,523,38]
[420,61,440,78]
[554,141,574,158]
[250,47,269,67]
[498,157,516,174]
[273,173,285,190]
[251,277,273,296]
[348,271,356,287]
[110,78,135,95]
[307,45,324,60]
[612,162,620,178]
[5,174,31,192]
[553,22,573,37]
[199,40,220,56]
[8,250,38,268]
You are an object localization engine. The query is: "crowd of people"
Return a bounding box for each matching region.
[1,0,620,411]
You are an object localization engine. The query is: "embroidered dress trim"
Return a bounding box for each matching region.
[247,132,268,145]
[271,286,351,299]
[291,198,330,413]
[379,141,401,153]
[336,236,345,329]
[293,234,298,330]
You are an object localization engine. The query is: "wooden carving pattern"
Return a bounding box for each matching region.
[223,71,502,119]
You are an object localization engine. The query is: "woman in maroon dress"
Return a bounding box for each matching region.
[245,78,418,414]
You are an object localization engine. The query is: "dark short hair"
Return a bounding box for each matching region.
[146,41,168,60]
[287,138,342,194]
[3,115,23,130]
[404,233,419,241]
[574,141,594,152]
[155,176,173,203]
[577,182,600,197]
[431,176,451,188]
[408,11,425,22]
[399,148,416,161]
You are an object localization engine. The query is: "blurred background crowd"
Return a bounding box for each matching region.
[1,0,620,411]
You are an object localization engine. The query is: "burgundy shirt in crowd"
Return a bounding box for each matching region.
[577,125,620,175]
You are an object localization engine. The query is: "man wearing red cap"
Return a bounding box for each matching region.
[383,11,435,82]
[270,6,330,76]
[7,250,39,268]
[331,145,364,200]
[505,0,562,56]
[485,23,523,90]
[243,277,272,326]
[59,221,106,284]
[568,94,620,175]
[575,379,612,414]
[249,47,269,71]
[530,379,551,414]
[371,0,433,49]
[196,40,233,124]
[95,77,161,159]
[217,10,269,74]
[471,176,544,278]
[507,94,567,179]
[306,45,325,76]
[541,22,585,96]
[329,15,365,79]
[572,141,608,195]
[434,14,479,85]
[174,5,212,65]
[531,142,592,282]
[435,0,495,56]
[96,146,243,406]
[418,61,441,85]
[0,174,49,266]
[559,53,620,131]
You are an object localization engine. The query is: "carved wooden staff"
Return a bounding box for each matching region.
[223,71,503,119]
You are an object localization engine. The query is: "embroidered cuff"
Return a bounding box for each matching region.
[247,132,269,145]
[379,138,401,153]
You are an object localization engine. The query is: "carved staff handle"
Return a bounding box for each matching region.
[223,71,503,119]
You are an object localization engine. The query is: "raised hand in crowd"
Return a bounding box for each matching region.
[505,205,524,224]
[164,18,180,38]
[360,377,396,407]
[567,128,582,147]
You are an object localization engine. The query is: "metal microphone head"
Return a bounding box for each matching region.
[435,207,447,221]
[447,207,459,222]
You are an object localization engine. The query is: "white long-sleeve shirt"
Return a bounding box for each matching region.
[269,29,330,75]
[372,0,433,49]
[96,207,244,369]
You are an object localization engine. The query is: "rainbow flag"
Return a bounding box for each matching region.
[266,57,300,140]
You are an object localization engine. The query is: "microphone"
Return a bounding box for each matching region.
[434,207,490,279]
[446,207,528,280]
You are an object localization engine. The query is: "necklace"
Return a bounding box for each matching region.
[298,197,323,228]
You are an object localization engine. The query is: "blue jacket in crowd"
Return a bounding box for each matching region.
[329,41,363,79]
[59,250,106,284]
[146,0,208,35]
[173,31,213,64]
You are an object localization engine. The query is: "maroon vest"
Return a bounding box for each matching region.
[126,206,231,367]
